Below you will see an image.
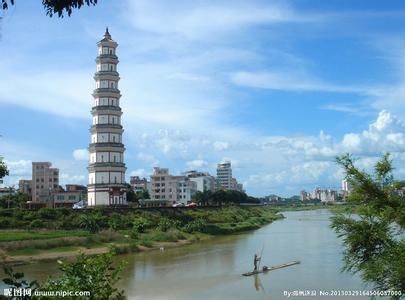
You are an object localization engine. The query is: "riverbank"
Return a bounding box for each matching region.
[0,206,282,265]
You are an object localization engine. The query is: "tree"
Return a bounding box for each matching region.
[126,185,136,203]
[331,153,404,297]
[142,189,150,199]
[44,252,125,299]
[3,251,126,299]
[0,157,9,180]
[1,0,98,17]
[0,192,30,209]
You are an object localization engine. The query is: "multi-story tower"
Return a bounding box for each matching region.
[87,28,127,206]
[32,162,59,204]
[216,161,232,190]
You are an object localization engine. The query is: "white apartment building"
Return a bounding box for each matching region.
[150,167,181,203]
[184,170,216,192]
[32,162,59,204]
[177,179,197,205]
[301,188,338,202]
[150,168,198,205]
[216,161,232,190]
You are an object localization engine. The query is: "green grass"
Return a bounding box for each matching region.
[0,230,90,242]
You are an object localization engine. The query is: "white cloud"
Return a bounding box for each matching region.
[73,149,89,161]
[124,0,312,40]
[213,141,230,151]
[60,173,86,184]
[130,168,147,177]
[340,110,405,154]
[186,159,207,170]
[4,160,32,177]
[230,70,372,94]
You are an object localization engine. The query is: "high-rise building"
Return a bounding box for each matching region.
[87,28,127,206]
[32,162,59,203]
[341,179,352,200]
[216,161,232,190]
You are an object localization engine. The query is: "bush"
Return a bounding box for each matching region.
[0,218,11,229]
[182,219,205,233]
[132,217,150,233]
[29,219,44,229]
[130,229,139,240]
[37,208,59,220]
[140,239,153,248]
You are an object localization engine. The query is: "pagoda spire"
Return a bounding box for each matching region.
[104,27,111,39]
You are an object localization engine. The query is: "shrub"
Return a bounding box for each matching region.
[132,217,150,233]
[182,219,205,233]
[37,208,59,220]
[29,219,44,229]
[0,218,11,229]
[129,229,139,240]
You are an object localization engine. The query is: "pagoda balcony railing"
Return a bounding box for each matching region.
[89,142,124,148]
[90,124,123,130]
[93,88,120,94]
[94,71,119,77]
[91,106,122,112]
[88,162,126,168]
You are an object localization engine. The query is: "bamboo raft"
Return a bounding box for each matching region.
[242,260,300,276]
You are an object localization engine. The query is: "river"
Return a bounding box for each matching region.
[3,209,374,299]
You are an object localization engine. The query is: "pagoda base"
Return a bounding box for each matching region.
[87,186,127,206]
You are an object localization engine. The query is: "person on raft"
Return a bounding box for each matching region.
[253,254,261,271]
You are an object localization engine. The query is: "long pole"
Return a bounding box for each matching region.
[258,244,264,270]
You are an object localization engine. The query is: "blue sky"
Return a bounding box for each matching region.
[2,0,405,196]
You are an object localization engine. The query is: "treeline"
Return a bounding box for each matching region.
[193,190,260,206]
[0,206,277,233]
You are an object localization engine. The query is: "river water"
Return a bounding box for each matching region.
[3,209,374,299]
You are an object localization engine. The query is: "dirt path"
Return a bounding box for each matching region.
[2,240,192,265]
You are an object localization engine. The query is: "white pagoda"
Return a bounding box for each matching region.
[87,28,127,206]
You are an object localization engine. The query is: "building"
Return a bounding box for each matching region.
[341,179,352,200]
[300,190,310,201]
[54,185,87,208]
[216,161,232,190]
[150,167,181,205]
[32,162,59,204]
[18,179,32,195]
[149,167,198,206]
[301,188,338,202]
[130,176,149,193]
[87,28,127,206]
[0,187,15,198]
[177,179,197,204]
[184,170,216,192]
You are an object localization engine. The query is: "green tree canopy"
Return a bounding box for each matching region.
[0,157,9,179]
[332,153,404,297]
[1,0,98,17]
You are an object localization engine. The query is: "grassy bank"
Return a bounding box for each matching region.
[0,206,281,263]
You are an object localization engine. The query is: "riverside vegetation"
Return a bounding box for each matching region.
[0,206,282,260]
